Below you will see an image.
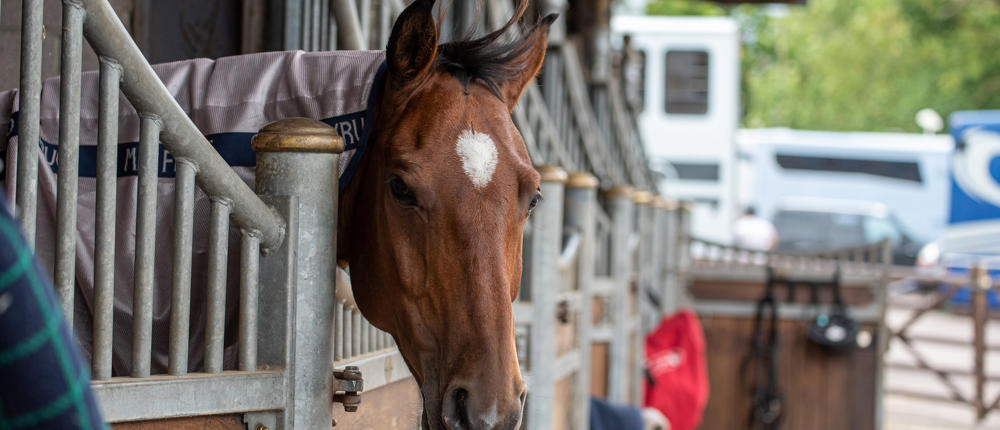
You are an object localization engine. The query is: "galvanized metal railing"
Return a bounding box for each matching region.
[15,0,285,380]
[9,1,360,428]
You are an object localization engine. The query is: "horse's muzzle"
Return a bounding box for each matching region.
[440,382,527,430]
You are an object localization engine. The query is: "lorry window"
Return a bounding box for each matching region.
[664,50,709,114]
[672,162,720,181]
[775,154,923,183]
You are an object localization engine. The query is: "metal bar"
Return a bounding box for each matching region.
[606,186,634,404]
[334,301,344,360]
[168,159,197,375]
[80,0,285,250]
[344,306,353,357]
[204,198,231,373]
[360,319,369,354]
[240,230,261,371]
[332,0,365,50]
[284,0,302,50]
[358,0,370,47]
[336,349,412,391]
[368,320,376,353]
[131,115,161,378]
[92,57,120,380]
[93,371,286,422]
[564,172,597,430]
[352,311,361,357]
[526,166,566,430]
[312,0,322,50]
[300,0,311,50]
[54,2,85,327]
[320,0,330,50]
[16,0,43,247]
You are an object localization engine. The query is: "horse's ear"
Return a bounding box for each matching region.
[386,0,438,87]
[499,14,558,112]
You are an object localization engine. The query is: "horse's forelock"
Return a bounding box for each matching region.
[434,1,539,101]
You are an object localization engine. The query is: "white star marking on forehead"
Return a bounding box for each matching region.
[455,128,498,189]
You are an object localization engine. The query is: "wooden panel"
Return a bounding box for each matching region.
[690,279,874,306]
[590,342,609,397]
[332,378,422,429]
[113,414,243,429]
[699,316,878,430]
[552,376,574,430]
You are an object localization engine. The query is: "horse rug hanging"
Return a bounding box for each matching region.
[0,49,386,375]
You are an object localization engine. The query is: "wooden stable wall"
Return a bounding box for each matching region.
[687,267,887,430]
[699,316,879,430]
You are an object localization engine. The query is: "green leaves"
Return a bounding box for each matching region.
[648,0,1000,131]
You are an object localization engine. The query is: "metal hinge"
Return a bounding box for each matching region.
[333,366,363,413]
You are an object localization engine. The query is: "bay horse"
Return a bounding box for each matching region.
[338,1,555,429]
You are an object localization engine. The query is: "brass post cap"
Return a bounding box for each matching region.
[679,200,695,210]
[536,165,568,183]
[602,185,633,199]
[653,195,673,209]
[251,117,345,153]
[633,190,653,205]
[566,171,599,189]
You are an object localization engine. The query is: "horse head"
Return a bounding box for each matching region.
[338,1,555,429]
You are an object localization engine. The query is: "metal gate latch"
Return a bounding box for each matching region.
[333,366,363,412]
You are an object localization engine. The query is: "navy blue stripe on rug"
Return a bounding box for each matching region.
[8,110,367,178]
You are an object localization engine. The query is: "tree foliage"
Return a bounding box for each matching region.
[646,0,1000,132]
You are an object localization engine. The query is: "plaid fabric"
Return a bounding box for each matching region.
[0,192,106,430]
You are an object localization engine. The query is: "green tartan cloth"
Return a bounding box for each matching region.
[0,191,106,430]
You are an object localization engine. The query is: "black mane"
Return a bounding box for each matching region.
[436,29,532,100]
[435,13,556,100]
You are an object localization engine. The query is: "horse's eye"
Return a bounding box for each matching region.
[527,192,542,216]
[388,176,418,206]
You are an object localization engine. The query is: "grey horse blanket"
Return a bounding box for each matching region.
[1,50,385,375]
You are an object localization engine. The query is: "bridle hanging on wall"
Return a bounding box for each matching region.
[745,267,782,430]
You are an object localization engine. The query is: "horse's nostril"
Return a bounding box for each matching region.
[443,386,471,430]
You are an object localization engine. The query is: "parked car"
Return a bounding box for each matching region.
[772,197,924,265]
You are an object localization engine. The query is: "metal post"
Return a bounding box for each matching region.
[334,302,344,361]
[651,196,668,314]
[54,1,85,326]
[240,230,261,371]
[16,0,44,247]
[661,199,680,315]
[131,115,161,378]
[92,57,120,380]
[631,190,653,405]
[605,185,633,404]
[332,0,365,50]
[565,171,598,430]
[168,159,197,375]
[253,118,344,429]
[204,198,231,373]
[526,165,566,430]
